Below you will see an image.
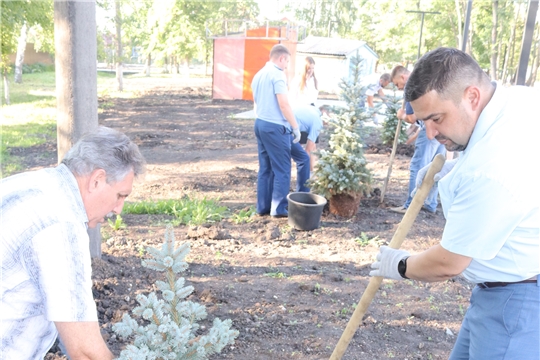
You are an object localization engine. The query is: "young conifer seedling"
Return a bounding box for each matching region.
[113,225,239,359]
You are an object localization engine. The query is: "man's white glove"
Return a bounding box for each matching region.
[369,246,410,280]
[292,128,301,144]
[416,158,458,188]
[412,157,458,197]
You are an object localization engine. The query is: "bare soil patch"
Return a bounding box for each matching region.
[35,77,471,359]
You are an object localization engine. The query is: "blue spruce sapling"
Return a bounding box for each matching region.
[381,86,408,146]
[112,225,239,359]
[310,52,372,199]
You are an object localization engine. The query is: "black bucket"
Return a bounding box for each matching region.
[287,192,327,231]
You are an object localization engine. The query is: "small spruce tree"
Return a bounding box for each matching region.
[381,86,408,146]
[310,52,372,198]
[113,225,239,359]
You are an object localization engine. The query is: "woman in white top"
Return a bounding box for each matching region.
[290,56,319,106]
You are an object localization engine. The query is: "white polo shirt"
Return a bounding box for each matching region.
[362,73,382,97]
[439,84,540,283]
[1,164,97,359]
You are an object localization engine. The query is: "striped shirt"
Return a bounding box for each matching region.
[1,164,97,359]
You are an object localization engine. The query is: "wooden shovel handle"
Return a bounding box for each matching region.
[329,153,446,360]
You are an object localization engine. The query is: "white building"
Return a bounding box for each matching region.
[295,36,379,94]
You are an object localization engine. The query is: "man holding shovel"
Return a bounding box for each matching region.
[370,48,539,359]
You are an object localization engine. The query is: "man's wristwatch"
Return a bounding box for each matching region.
[398,256,410,279]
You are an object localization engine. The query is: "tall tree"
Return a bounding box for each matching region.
[14,22,27,84]
[54,0,101,257]
[526,25,540,86]
[491,1,499,80]
[284,0,359,38]
[1,0,53,103]
[115,0,123,91]
[501,3,523,82]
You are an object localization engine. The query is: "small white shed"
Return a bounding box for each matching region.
[295,36,378,94]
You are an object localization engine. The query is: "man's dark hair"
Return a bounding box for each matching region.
[270,44,291,59]
[404,47,491,103]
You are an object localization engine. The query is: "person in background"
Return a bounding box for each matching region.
[1,127,146,359]
[293,104,327,175]
[389,65,445,214]
[251,44,307,218]
[289,56,319,107]
[371,46,539,360]
[363,73,391,108]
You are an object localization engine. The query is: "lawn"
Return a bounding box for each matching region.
[1,70,123,177]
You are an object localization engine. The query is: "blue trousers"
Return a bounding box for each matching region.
[404,128,446,211]
[449,280,540,359]
[254,119,310,216]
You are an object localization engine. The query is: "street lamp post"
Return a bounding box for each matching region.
[406,10,440,60]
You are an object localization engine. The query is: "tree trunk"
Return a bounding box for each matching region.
[502,4,521,84]
[54,0,100,258]
[526,29,540,86]
[490,1,499,80]
[455,0,463,49]
[184,57,190,78]
[3,68,10,105]
[205,46,210,76]
[163,56,168,73]
[115,0,123,92]
[499,44,508,80]
[311,1,317,29]
[145,53,151,76]
[14,22,28,84]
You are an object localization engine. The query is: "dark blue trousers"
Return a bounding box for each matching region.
[254,119,310,216]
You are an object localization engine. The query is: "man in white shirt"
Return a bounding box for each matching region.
[370,48,539,359]
[1,127,146,359]
[362,73,391,108]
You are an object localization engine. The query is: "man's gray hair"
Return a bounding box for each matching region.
[380,73,391,82]
[404,47,491,103]
[62,126,145,183]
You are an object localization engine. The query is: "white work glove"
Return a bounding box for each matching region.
[369,246,410,280]
[416,158,458,188]
[412,158,458,198]
[292,127,301,144]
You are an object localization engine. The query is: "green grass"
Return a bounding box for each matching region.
[0,71,126,177]
[122,197,228,226]
[1,71,58,177]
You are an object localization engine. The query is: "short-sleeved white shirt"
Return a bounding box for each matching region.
[1,164,97,359]
[362,73,382,97]
[439,84,540,283]
[251,62,290,127]
[289,76,319,106]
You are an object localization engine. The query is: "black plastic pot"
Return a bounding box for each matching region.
[287,192,327,231]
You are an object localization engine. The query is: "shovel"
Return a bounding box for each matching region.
[330,153,446,360]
